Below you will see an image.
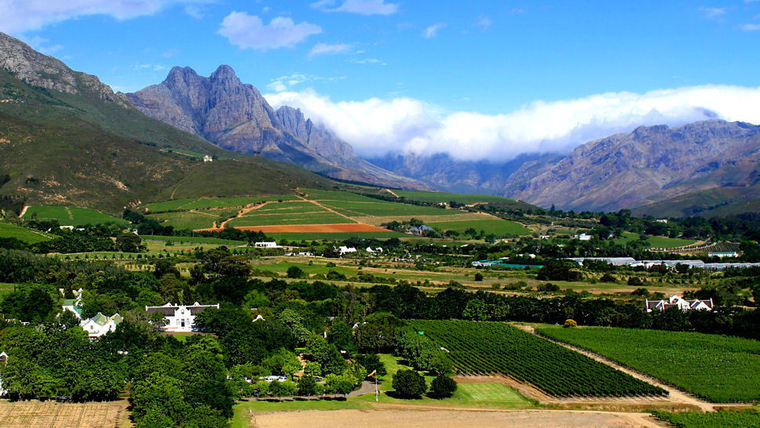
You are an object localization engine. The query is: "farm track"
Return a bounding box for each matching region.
[218,201,272,229]
[512,324,719,412]
[295,195,357,223]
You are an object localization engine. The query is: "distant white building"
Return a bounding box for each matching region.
[645,295,714,312]
[338,246,357,255]
[254,241,279,248]
[203,155,213,162]
[708,251,739,258]
[80,313,123,339]
[575,233,592,241]
[145,302,220,332]
[655,219,669,224]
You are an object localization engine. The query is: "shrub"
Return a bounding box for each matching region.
[632,287,650,296]
[474,272,484,282]
[287,266,306,279]
[392,369,427,398]
[600,273,617,283]
[563,319,578,328]
[297,375,319,396]
[268,380,297,397]
[429,374,457,398]
[628,277,644,286]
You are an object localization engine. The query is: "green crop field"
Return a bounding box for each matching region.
[430,219,531,236]
[411,320,665,397]
[147,211,219,230]
[228,212,353,227]
[23,206,125,226]
[266,231,404,240]
[320,200,458,217]
[253,201,325,214]
[143,195,296,212]
[652,409,760,428]
[395,190,525,206]
[140,235,247,245]
[0,222,54,244]
[301,189,375,202]
[613,232,695,248]
[537,326,760,402]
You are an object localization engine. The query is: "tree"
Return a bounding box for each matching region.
[297,374,319,396]
[462,299,489,321]
[355,354,386,376]
[287,266,306,279]
[116,232,142,252]
[563,319,578,328]
[323,373,354,395]
[392,369,426,398]
[429,374,457,398]
[327,320,357,354]
[474,272,484,281]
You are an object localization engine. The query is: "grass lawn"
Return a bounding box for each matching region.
[22,206,125,226]
[429,219,530,236]
[614,232,696,248]
[537,326,760,402]
[141,235,247,245]
[230,400,370,427]
[0,222,54,244]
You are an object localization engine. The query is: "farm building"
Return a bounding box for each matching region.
[409,225,434,235]
[255,241,279,248]
[645,295,714,312]
[574,233,592,241]
[567,257,636,267]
[708,251,739,258]
[80,313,123,339]
[203,155,213,162]
[145,302,220,332]
[338,246,357,255]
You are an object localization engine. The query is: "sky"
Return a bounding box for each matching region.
[3,0,760,161]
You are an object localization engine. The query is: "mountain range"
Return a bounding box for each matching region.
[126,66,423,190]
[2,30,760,217]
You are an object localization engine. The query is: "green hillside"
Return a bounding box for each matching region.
[394,190,536,210]
[0,68,334,214]
[633,185,760,218]
[0,222,54,243]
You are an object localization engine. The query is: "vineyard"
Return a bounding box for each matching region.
[652,409,760,428]
[410,320,666,398]
[537,326,760,402]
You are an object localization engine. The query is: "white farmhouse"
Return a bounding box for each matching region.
[203,155,213,162]
[80,313,123,339]
[255,241,279,248]
[645,295,714,312]
[145,302,220,332]
[338,246,357,255]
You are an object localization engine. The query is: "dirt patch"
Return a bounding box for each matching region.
[197,223,392,233]
[0,399,130,428]
[253,408,664,428]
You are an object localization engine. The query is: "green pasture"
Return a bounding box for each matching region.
[0,222,54,244]
[266,231,404,240]
[228,212,354,227]
[141,235,247,245]
[613,232,695,248]
[23,206,125,226]
[147,211,221,230]
[430,218,531,236]
[143,195,296,212]
[319,200,458,218]
[538,326,760,402]
[395,190,524,206]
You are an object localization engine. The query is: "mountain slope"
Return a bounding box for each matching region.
[127,66,424,189]
[632,184,760,218]
[0,32,334,212]
[502,120,760,212]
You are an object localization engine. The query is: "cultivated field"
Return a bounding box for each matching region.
[537,326,760,402]
[0,222,54,243]
[652,409,760,427]
[411,320,665,397]
[613,232,696,249]
[0,399,130,428]
[394,190,531,208]
[143,195,295,212]
[22,206,125,226]
[429,218,530,236]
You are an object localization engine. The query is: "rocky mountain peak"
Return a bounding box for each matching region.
[209,64,240,85]
[0,32,128,107]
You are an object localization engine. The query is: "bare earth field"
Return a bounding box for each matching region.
[0,399,130,428]
[252,408,663,428]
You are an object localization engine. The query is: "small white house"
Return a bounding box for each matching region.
[645,295,714,312]
[80,313,123,339]
[338,246,357,255]
[145,302,220,332]
[575,233,592,241]
[203,155,213,163]
[708,251,739,258]
[255,241,279,248]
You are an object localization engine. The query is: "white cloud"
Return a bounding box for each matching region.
[26,35,63,54]
[350,57,386,65]
[218,12,322,51]
[311,0,399,15]
[740,23,760,31]
[0,0,208,33]
[134,63,167,72]
[184,5,205,19]
[309,42,352,57]
[265,85,760,161]
[698,6,726,19]
[267,73,345,92]
[423,22,447,39]
[475,16,492,31]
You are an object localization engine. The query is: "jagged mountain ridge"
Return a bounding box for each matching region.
[502,120,760,212]
[0,32,335,212]
[127,66,425,189]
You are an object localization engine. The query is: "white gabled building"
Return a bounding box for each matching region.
[645,295,714,313]
[255,241,279,248]
[338,246,357,255]
[145,302,220,332]
[80,313,123,339]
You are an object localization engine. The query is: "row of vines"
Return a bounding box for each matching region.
[410,320,666,397]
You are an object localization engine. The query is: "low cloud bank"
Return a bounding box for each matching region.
[265,85,760,161]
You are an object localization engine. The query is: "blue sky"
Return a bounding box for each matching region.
[4,0,760,160]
